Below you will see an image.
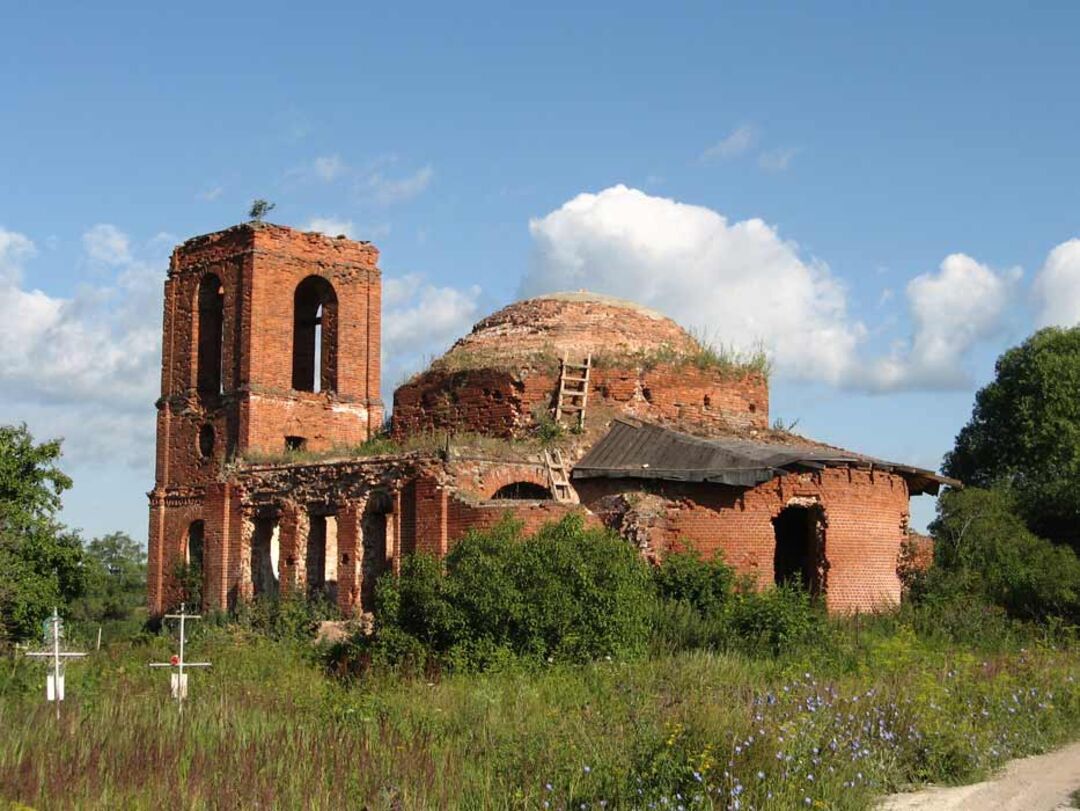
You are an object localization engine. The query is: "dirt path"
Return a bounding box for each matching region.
[879,740,1080,810]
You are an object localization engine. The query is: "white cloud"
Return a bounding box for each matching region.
[522,185,1026,393]
[862,254,1020,391]
[82,223,132,265]
[522,185,862,383]
[1032,238,1080,328]
[304,218,391,241]
[313,154,347,182]
[305,217,356,238]
[0,226,35,284]
[364,165,434,206]
[758,147,800,172]
[701,125,756,162]
[198,185,224,202]
[381,274,481,389]
[0,226,162,469]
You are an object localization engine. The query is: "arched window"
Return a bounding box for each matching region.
[292,276,338,392]
[492,482,553,500]
[196,274,224,394]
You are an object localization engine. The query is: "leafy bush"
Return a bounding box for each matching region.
[231,593,339,643]
[725,583,825,654]
[364,514,654,670]
[926,486,1080,623]
[652,548,734,615]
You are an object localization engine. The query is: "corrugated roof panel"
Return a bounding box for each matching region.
[571,419,959,495]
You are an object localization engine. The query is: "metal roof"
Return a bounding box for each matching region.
[571,419,959,495]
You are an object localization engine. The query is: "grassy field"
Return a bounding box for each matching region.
[2,621,1080,810]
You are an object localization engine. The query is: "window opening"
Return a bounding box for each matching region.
[292,276,338,393]
[491,481,552,500]
[196,275,224,394]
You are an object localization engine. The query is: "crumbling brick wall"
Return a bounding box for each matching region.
[392,364,768,440]
[577,466,913,614]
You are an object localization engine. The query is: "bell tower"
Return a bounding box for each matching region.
[147,222,383,612]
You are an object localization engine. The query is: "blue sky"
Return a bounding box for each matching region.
[2,2,1079,540]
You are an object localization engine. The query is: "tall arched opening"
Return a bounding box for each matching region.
[292,276,338,393]
[196,274,224,394]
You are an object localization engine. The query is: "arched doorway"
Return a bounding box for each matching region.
[772,503,827,597]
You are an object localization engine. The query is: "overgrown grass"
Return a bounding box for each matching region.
[592,332,771,379]
[3,620,1080,810]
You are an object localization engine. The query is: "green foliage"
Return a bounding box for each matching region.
[943,326,1080,545]
[231,593,340,643]
[247,198,276,221]
[923,486,1080,623]
[0,423,85,645]
[170,561,203,612]
[68,532,146,641]
[365,515,654,670]
[649,550,825,656]
[5,625,1080,809]
[725,583,826,654]
[652,548,734,615]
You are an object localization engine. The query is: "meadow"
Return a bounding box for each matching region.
[2,617,1080,810]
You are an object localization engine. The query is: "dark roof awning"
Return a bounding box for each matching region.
[571,419,960,496]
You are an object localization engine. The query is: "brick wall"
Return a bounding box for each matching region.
[577,467,912,613]
[154,223,383,489]
[392,363,768,440]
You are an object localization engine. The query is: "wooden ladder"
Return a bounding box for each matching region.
[555,352,592,430]
[544,448,578,504]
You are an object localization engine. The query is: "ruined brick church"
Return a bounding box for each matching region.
[147,223,954,617]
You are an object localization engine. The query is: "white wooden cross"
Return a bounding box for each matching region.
[24,607,87,720]
[149,604,211,714]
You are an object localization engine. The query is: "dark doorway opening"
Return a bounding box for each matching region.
[361,492,392,611]
[251,516,279,598]
[772,504,827,597]
[491,481,552,500]
[307,514,327,599]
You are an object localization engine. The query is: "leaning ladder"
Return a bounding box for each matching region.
[544,448,578,504]
[555,352,592,430]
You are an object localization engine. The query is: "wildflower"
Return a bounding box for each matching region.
[583,766,592,774]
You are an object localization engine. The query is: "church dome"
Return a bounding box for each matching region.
[440,291,697,369]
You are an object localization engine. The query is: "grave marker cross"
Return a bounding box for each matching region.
[149,604,211,714]
[24,607,87,720]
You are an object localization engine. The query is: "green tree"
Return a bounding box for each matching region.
[71,532,146,624]
[0,424,85,644]
[925,487,1080,622]
[943,326,1080,546]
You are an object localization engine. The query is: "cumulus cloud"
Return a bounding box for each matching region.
[0,225,163,467]
[522,185,862,384]
[864,254,1020,391]
[0,227,35,284]
[701,125,756,162]
[522,185,1026,393]
[381,274,481,389]
[1032,238,1080,328]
